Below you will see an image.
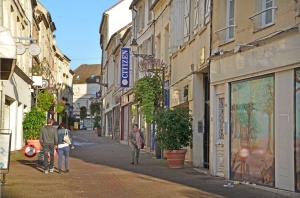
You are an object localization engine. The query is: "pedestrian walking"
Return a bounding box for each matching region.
[130,124,145,165]
[57,123,74,174]
[39,118,58,174]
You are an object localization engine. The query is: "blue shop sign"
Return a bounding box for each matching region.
[120,48,130,88]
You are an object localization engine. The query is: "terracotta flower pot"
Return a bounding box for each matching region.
[164,149,187,168]
[27,140,41,152]
[69,126,74,131]
[94,128,98,134]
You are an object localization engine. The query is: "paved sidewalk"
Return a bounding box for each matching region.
[0,130,291,198]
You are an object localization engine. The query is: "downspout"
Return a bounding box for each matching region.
[0,82,4,128]
[208,0,213,81]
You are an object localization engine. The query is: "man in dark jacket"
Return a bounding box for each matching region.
[39,118,58,174]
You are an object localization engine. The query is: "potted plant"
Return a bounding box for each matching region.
[154,107,193,168]
[22,107,46,151]
[68,116,76,131]
[93,114,101,134]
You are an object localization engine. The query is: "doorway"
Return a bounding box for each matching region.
[203,73,210,169]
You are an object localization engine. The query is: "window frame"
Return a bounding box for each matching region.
[262,0,274,28]
[226,0,235,42]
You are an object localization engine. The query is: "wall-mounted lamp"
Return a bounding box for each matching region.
[100,83,108,87]
[130,38,138,53]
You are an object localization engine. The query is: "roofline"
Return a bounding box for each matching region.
[129,0,140,9]
[105,23,132,51]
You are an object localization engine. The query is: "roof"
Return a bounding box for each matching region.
[105,22,132,51]
[129,0,140,9]
[73,64,101,84]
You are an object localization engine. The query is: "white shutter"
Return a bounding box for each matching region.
[148,0,152,21]
[193,0,199,34]
[0,0,3,26]
[141,3,145,29]
[200,0,205,28]
[183,0,190,43]
[170,0,185,53]
[205,0,211,24]
[136,9,140,32]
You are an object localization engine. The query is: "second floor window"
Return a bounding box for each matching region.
[226,0,235,42]
[91,87,97,95]
[253,0,275,31]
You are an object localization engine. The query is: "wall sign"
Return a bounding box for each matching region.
[120,48,130,88]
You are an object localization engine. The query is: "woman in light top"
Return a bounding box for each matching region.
[130,124,145,165]
[57,123,74,174]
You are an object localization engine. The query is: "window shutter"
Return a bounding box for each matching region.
[183,0,190,43]
[148,0,152,21]
[136,10,140,32]
[141,3,145,29]
[0,1,3,26]
[170,0,185,53]
[193,0,199,34]
[205,0,211,24]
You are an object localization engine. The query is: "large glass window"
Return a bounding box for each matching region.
[230,75,274,186]
[295,70,300,191]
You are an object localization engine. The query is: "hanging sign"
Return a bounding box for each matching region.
[120,48,130,88]
[0,133,11,170]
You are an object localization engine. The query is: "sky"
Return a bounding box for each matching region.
[38,0,120,70]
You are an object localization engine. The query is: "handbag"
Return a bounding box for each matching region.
[63,129,72,145]
[141,143,144,149]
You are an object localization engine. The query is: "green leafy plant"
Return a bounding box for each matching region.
[134,76,162,123]
[80,106,87,120]
[93,114,101,129]
[56,100,66,116]
[37,89,55,112]
[89,102,101,116]
[32,64,42,76]
[68,116,76,127]
[154,107,193,150]
[23,107,46,140]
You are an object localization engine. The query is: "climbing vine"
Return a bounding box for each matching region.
[134,76,162,123]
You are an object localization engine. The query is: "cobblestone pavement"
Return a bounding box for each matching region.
[0,130,290,198]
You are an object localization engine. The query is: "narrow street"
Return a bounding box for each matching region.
[1,130,287,198]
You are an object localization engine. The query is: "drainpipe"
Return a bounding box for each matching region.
[0,82,4,128]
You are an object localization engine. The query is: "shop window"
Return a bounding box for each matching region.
[230,75,274,186]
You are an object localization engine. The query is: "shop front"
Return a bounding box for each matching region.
[210,30,300,191]
[120,92,134,145]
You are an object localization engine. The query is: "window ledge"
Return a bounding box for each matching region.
[198,26,207,36]
[252,23,275,33]
[218,39,235,47]
[147,20,152,26]
[179,45,186,52]
[188,38,195,45]
[138,29,144,35]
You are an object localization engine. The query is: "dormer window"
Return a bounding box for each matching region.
[76,75,80,79]
[91,74,95,78]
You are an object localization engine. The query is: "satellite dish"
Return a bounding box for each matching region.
[16,42,26,55]
[28,43,41,56]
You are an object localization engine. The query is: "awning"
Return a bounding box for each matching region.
[0,26,17,80]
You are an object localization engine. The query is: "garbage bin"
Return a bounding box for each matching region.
[155,143,161,159]
[98,127,102,137]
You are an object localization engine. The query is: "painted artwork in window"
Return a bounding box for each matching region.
[295,70,300,191]
[230,76,274,186]
[218,98,225,140]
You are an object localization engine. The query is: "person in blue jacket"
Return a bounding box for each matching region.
[57,123,74,174]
